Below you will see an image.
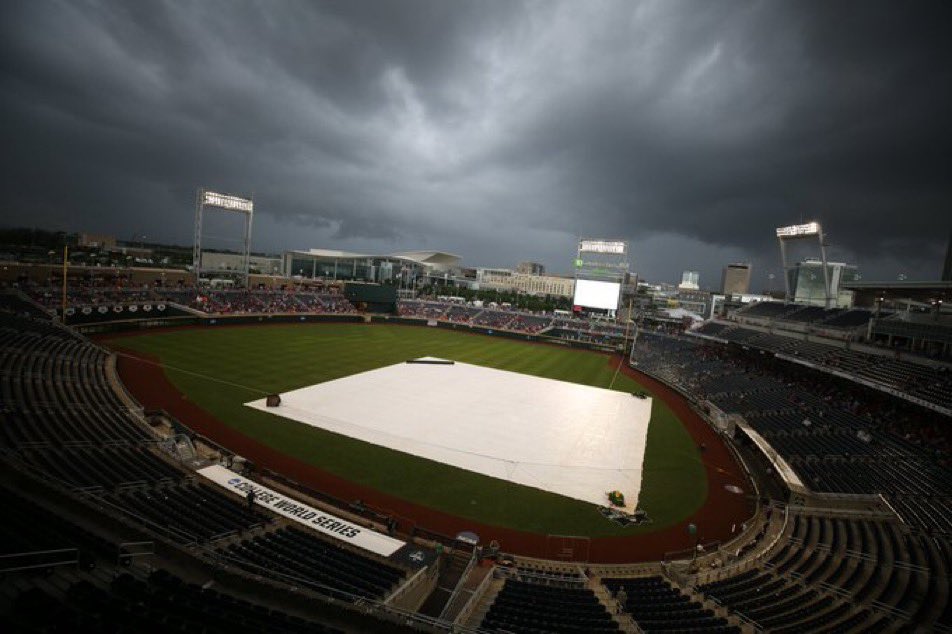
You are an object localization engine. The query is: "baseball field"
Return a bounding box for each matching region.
[107,323,712,539]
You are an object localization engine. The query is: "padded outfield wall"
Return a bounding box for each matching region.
[77,311,623,355]
[74,312,365,336]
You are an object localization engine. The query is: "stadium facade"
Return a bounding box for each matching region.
[283,248,461,284]
[787,259,858,307]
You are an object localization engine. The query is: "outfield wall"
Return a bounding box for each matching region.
[79,311,619,355]
[74,312,364,336]
[371,315,619,353]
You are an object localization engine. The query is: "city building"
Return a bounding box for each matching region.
[476,268,575,298]
[77,233,117,249]
[721,263,751,295]
[678,270,700,290]
[516,261,546,276]
[943,228,952,281]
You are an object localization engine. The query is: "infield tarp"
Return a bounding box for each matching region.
[246,358,652,512]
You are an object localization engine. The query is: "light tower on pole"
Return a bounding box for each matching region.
[193,188,255,288]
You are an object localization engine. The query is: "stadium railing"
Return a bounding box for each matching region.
[0,548,80,574]
[452,565,495,627]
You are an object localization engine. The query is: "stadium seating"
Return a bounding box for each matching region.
[0,314,153,445]
[735,301,799,319]
[695,321,731,337]
[823,308,874,328]
[16,445,184,488]
[1,480,349,631]
[108,483,271,542]
[734,301,877,332]
[399,299,567,334]
[632,332,952,535]
[481,578,620,633]
[222,526,406,601]
[4,568,346,633]
[603,576,737,633]
[695,507,952,632]
[783,305,830,323]
[690,321,952,410]
[0,291,51,320]
[0,485,117,570]
[23,285,357,317]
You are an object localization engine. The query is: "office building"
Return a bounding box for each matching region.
[678,270,700,290]
[721,263,752,295]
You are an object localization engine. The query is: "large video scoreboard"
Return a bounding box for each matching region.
[573,239,629,313]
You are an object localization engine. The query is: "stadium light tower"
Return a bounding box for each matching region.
[193,188,254,288]
[776,221,832,308]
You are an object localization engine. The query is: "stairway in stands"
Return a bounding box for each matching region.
[416,549,472,618]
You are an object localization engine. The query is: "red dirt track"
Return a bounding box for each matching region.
[111,325,752,563]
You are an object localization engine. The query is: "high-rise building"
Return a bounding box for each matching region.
[721,263,751,295]
[943,228,952,281]
[516,261,546,276]
[679,270,700,290]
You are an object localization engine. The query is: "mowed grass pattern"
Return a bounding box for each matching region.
[109,324,706,536]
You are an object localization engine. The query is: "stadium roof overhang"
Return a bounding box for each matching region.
[300,248,368,259]
[843,280,952,307]
[388,250,462,268]
[286,249,461,272]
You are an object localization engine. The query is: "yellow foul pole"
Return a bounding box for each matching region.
[61,246,68,324]
[608,298,634,391]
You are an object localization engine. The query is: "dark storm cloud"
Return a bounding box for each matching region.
[1,0,950,284]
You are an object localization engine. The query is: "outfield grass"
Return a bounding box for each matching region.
[109,324,706,536]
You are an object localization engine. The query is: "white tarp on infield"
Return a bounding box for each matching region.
[245,359,652,512]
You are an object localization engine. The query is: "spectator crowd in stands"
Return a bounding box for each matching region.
[19,284,356,317]
[633,331,952,534]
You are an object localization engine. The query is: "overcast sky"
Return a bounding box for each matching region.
[2,1,950,289]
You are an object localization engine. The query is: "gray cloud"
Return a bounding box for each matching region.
[1,0,950,286]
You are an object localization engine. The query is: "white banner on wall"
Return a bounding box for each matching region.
[197,465,404,557]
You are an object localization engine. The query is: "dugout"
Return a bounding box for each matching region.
[344,282,398,313]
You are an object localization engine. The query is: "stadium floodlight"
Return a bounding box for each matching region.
[202,191,254,213]
[775,222,820,238]
[579,240,627,255]
[193,187,255,288]
[776,220,831,307]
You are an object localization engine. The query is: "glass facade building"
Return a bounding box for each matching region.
[788,260,859,307]
[283,249,461,285]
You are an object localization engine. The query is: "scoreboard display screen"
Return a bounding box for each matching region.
[573,279,621,310]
